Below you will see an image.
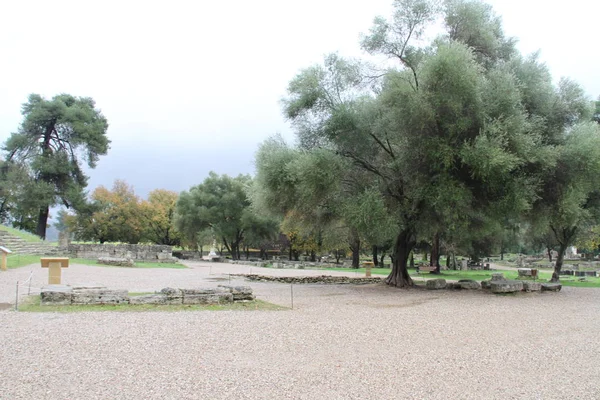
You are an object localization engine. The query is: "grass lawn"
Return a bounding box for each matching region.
[5,255,187,269]
[17,296,285,312]
[6,255,45,269]
[320,266,600,288]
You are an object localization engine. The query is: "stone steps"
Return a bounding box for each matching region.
[0,230,60,255]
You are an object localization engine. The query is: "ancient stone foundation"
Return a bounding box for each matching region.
[40,285,254,305]
[424,273,561,294]
[67,244,176,263]
[235,274,384,285]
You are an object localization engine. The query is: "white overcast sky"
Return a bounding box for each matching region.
[1,0,598,198]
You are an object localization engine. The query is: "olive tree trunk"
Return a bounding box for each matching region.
[36,205,49,239]
[550,226,577,283]
[551,243,568,282]
[430,232,441,273]
[386,229,415,287]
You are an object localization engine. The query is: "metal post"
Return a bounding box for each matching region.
[15,281,19,311]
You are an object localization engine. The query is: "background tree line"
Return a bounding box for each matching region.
[2,1,600,284]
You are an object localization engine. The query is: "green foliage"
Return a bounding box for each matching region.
[175,172,272,259]
[2,94,109,238]
[273,0,598,286]
[534,122,600,255]
[139,189,182,246]
[70,180,143,243]
[444,0,515,66]
[593,96,600,124]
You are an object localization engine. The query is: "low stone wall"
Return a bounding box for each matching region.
[560,270,598,277]
[235,274,384,285]
[40,285,254,305]
[426,274,561,294]
[227,260,360,270]
[67,244,176,263]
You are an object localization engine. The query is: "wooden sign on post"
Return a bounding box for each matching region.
[0,246,12,271]
[363,261,374,277]
[41,257,69,284]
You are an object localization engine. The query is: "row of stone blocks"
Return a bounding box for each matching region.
[236,274,384,284]
[40,285,254,305]
[425,273,562,294]
[560,270,598,277]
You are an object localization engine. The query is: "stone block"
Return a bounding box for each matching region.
[218,285,255,301]
[458,280,480,290]
[518,268,533,277]
[181,288,229,295]
[40,285,73,305]
[522,282,542,292]
[491,280,523,294]
[426,279,447,290]
[481,280,491,289]
[491,273,506,281]
[156,288,183,303]
[70,284,106,290]
[560,270,574,276]
[98,257,135,267]
[71,289,129,305]
[183,293,233,305]
[541,283,562,292]
[129,294,173,305]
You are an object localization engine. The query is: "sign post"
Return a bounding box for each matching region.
[0,246,12,271]
[41,257,69,284]
[363,261,374,277]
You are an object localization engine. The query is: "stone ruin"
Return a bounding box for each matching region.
[97,257,135,267]
[40,284,254,306]
[425,273,561,294]
[66,244,177,263]
[237,274,383,285]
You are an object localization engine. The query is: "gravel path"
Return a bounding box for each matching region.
[1,261,599,399]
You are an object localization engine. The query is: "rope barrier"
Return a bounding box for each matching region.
[14,270,39,311]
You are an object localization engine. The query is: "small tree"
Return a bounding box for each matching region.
[72,180,143,243]
[175,172,253,260]
[140,189,181,246]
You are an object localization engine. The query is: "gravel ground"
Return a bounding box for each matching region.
[1,261,599,399]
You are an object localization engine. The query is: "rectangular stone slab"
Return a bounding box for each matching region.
[71,289,129,305]
[181,288,230,295]
[129,294,182,305]
[183,293,233,305]
[491,280,523,293]
[40,285,73,305]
